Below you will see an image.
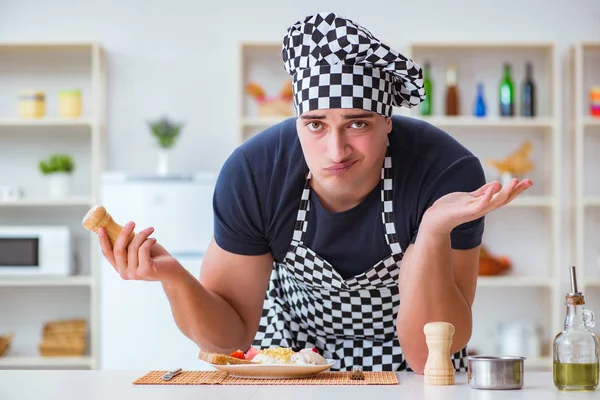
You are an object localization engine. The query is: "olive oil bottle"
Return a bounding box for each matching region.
[553,266,599,391]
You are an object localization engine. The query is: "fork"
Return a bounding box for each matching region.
[350,366,365,380]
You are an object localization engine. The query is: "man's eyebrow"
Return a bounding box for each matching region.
[299,113,375,120]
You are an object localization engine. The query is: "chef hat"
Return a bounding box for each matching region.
[282,12,425,118]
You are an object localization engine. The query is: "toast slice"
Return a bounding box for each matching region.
[198,349,258,365]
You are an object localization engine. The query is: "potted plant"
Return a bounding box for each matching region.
[148,116,184,175]
[38,154,75,198]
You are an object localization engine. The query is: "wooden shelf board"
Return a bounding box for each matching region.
[0,117,93,127]
[414,116,554,128]
[583,197,600,207]
[0,276,93,287]
[0,356,93,368]
[240,41,280,49]
[0,197,93,207]
[242,115,554,129]
[583,117,600,127]
[409,41,555,51]
[477,276,552,288]
[506,196,553,208]
[0,42,97,50]
[581,42,600,50]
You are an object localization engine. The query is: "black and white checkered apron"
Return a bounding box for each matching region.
[253,148,468,372]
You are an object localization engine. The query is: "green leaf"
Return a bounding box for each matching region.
[38,154,75,175]
[148,115,184,149]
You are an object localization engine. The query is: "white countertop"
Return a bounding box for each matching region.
[0,370,598,399]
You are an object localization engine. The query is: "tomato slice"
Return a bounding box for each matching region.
[229,350,245,360]
[244,346,260,360]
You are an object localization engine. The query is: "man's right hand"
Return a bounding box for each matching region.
[97,221,185,283]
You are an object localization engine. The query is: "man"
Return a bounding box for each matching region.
[97,12,532,373]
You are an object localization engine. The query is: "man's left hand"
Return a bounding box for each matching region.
[420,178,533,237]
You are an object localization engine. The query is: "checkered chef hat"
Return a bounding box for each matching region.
[282,12,425,118]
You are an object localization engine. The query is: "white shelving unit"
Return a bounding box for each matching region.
[238,41,562,370]
[0,42,106,370]
[404,42,561,370]
[571,41,600,333]
[238,42,292,144]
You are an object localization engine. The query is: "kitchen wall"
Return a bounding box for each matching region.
[1,0,598,174]
[1,0,600,365]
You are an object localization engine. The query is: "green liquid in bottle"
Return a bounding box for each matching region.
[553,362,599,391]
[420,62,433,116]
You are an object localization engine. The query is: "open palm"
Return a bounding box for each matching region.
[422,178,533,236]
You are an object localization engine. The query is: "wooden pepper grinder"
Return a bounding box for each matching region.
[423,321,455,385]
[81,205,134,247]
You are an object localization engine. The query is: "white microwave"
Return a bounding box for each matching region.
[0,226,73,276]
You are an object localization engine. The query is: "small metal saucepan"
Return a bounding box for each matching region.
[467,356,526,390]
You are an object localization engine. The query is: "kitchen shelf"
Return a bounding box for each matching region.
[571,41,600,312]
[405,41,563,361]
[0,197,94,207]
[0,276,93,287]
[505,196,553,208]
[0,42,99,50]
[583,117,600,127]
[0,117,93,128]
[583,197,600,206]
[410,116,554,129]
[408,41,555,50]
[477,276,553,288]
[0,356,94,369]
[240,115,555,130]
[0,41,106,371]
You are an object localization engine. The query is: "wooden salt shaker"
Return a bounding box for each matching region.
[423,321,455,385]
[82,205,134,247]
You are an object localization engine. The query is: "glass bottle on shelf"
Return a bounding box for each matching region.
[420,61,433,116]
[553,266,599,391]
[445,64,459,116]
[521,62,536,117]
[499,63,515,117]
[474,82,487,117]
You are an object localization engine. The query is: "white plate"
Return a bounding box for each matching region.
[212,360,336,379]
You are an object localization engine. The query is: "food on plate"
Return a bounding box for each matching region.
[244,346,260,360]
[198,346,328,366]
[251,347,328,365]
[229,349,245,360]
[198,349,257,365]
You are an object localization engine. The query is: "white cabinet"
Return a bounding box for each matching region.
[98,172,216,371]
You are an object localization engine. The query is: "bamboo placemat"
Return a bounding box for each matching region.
[133,370,398,385]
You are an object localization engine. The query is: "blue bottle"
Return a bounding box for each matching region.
[474,82,487,117]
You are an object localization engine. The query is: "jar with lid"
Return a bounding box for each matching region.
[18,90,46,118]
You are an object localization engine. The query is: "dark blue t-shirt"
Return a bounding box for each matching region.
[213,115,486,279]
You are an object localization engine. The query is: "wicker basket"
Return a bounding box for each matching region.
[39,319,87,357]
[38,337,85,357]
[42,318,86,336]
[0,331,14,357]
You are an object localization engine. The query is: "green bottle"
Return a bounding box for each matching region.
[420,61,433,116]
[499,63,514,117]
